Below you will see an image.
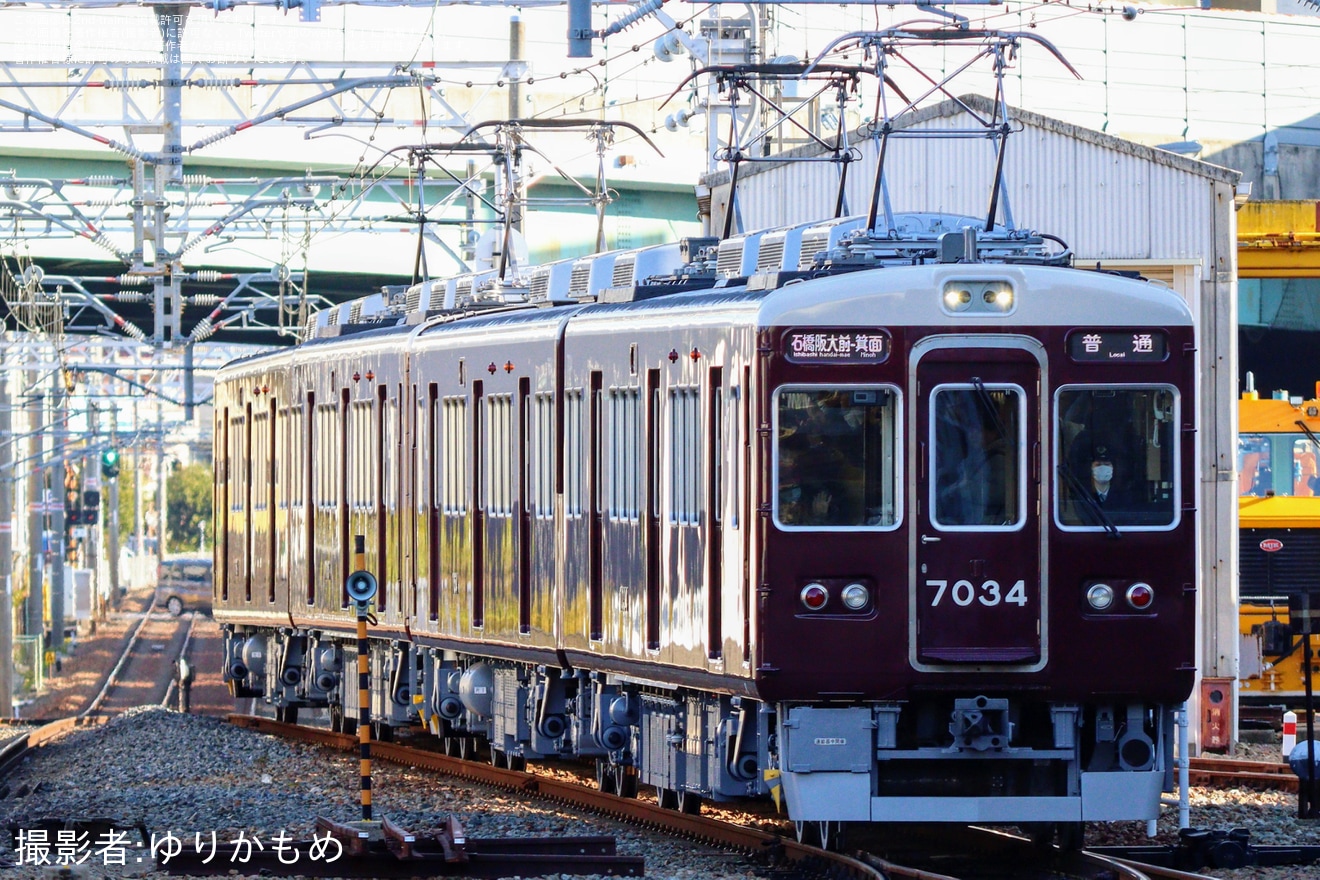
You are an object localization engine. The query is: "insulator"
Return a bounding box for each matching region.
[601,0,663,36]
[111,292,147,303]
[190,270,223,283]
[189,317,215,342]
[84,176,121,186]
[115,275,149,286]
[121,321,146,341]
[103,79,153,90]
[180,175,211,187]
[188,294,223,307]
[189,78,243,89]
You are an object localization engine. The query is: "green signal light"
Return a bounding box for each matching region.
[100,448,121,478]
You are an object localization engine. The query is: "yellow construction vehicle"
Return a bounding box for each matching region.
[1238,381,1320,702]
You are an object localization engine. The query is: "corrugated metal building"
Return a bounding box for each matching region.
[702,94,1243,748]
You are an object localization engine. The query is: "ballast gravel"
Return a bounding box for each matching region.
[0,707,785,880]
[2,706,1319,879]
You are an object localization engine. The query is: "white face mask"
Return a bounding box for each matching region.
[1092,464,1114,483]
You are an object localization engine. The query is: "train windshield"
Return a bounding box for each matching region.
[1239,433,1320,497]
[1056,386,1179,530]
[931,384,1025,529]
[775,387,899,530]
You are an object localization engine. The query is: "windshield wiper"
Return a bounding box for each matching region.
[1058,461,1121,538]
[1297,419,1320,454]
[971,376,1011,445]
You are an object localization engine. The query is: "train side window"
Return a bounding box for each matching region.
[609,387,641,521]
[931,385,1024,530]
[252,411,269,513]
[775,386,900,531]
[669,386,702,525]
[712,386,723,524]
[315,403,337,510]
[564,390,584,518]
[230,415,246,512]
[1055,385,1179,530]
[533,392,555,518]
[384,395,399,513]
[275,408,288,510]
[349,400,374,512]
[729,386,741,530]
[486,394,513,517]
[442,396,468,515]
[289,405,304,509]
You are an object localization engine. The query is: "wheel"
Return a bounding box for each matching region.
[794,821,843,850]
[596,760,617,794]
[1056,822,1085,851]
[166,596,184,617]
[817,821,845,852]
[678,791,702,815]
[614,765,638,799]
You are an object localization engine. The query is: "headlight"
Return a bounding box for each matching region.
[841,583,870,610]
[943,287,973,311]
[1086,583,1114,611]
[985,286,1014,311]
[800,583,829,611]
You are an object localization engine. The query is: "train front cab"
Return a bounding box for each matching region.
[758,269,1197,835]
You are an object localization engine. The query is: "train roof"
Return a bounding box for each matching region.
[217,214,1191,382]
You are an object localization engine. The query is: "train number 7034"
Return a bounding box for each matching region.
[926,579,1029,607]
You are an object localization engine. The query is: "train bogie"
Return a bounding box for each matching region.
[214,221,1197,835]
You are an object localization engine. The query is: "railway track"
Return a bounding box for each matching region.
[82,595,197,717]
[228,714,1217,880]
[1189,756,1297,793]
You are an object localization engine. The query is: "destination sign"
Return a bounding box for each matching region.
[785,329,891,364]
[1067,330,1167,363]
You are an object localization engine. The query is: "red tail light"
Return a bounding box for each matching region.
[1126,583,1154,610]
[800,583,829,611]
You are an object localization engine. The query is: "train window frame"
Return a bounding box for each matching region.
[1053,383,1181,533]
[773,384,902,533]
[928,382,1027,532]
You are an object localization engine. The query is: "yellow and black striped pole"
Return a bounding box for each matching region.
[346,536,379,823]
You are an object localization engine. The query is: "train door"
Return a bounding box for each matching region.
[911,339,1045,670]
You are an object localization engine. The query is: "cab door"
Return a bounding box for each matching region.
[911,338,1046,670]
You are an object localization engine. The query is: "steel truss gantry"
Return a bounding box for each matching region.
[0,2,534,348]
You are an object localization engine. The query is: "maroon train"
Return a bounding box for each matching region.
[214,214,1196,847]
